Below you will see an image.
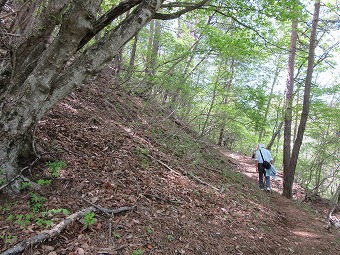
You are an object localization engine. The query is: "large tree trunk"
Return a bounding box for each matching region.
[283,0,320,199]
[0,0,163,190]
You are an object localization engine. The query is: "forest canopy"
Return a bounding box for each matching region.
[0,1,339,199]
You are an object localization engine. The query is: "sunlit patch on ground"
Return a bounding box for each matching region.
[292,230,321,239]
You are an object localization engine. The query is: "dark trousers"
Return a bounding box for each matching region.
[258,163,271,189]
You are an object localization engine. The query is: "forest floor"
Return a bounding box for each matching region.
[0,66,339,255]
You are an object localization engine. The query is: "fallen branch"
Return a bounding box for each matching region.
[149,154,221,192]
[147,155,182,176]
[186,171,220,192]
[0,205,136,255]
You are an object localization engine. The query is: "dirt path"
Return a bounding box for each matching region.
[219,148,340,254]
[223,149,305,200]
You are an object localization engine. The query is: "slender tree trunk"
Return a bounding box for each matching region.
[145,20,155,75]
[293,90,300,141]
[327,184,340,224]
[126,34,139,81]
[200,66,221,138]
[218,58,234,146]
[259,63,280,143]
[282,18,298,198]
[267,121,283,151]
[150,20,161,74]
[283,0,320,198]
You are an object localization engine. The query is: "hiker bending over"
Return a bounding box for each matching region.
[254,144,273,192]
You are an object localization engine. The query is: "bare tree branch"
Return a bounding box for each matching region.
[78,0,142,50]
[154,0,210,20]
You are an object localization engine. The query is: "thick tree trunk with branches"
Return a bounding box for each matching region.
[0,0,163,190]
[0,0,210,191]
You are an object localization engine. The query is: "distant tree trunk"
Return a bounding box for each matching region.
[267,121,283,151]
[282,18,298,198]
[126,34,139,81]
[258,63,280,143]
[143,20,161,96]
[150,20,161,74]
[145,20,155,75]
[200,66,221,138]
[113,50,122,79]
[218,57,234,146]
[283,0,320,199]
[327,184,340,226]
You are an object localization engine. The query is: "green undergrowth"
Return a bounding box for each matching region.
[142,118,266,208]
[0,159,93,246]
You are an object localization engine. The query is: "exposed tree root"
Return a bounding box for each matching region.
[0,205,136,255]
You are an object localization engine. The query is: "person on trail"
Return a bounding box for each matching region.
[254,144,273,192]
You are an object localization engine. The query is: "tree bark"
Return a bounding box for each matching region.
[218,58,234,146]
[282,18,298,198]
[0,0,7,10]
[126,34,139,81]
[0,0,164,189]
[267,121,283,151]
[200,66,221,138]
[283,0,320,199]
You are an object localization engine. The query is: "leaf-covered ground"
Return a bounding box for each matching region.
[1,67,339,255]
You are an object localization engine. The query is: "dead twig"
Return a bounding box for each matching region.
[0,166,29,192]
[147,154,182,176]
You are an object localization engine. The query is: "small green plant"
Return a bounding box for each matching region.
[166,234,174,241]
[6,214,14,221]
[19,181,33,191]
[37,179,52,186]
[132,249,143,255]
[146,226,153,234]
[0,202,11,211]
[193,189,200,196]
[35,217,53,227]
[83,211,96,228]
[4,235,17,244]
[112,232,121,239]
[14,214,30,226]
[29,192,46,212]
[45,160,66,178]
[135,147,150,169]
[25,212,34,222]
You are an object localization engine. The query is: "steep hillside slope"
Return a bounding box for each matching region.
[1,68,339,255]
